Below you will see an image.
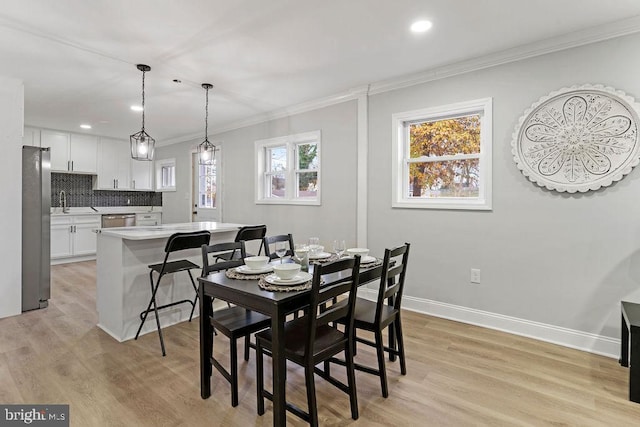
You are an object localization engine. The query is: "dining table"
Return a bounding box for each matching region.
[197,256,388,426]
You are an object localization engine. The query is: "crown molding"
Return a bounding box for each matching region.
[160,15,640,147]
[159,85,369,146]
[369,14,640,95]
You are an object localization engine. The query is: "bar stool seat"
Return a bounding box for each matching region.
[135,230,211,356]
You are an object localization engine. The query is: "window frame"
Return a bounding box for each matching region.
[155,158,176,192]
[255,130,321,205]
[392,98,492,210]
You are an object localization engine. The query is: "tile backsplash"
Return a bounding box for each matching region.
[52,173,162,207]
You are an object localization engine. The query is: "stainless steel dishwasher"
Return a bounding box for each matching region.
[101,214,136,228]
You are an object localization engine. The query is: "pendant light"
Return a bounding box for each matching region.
[198,83,217,165]
[130,64,155,161]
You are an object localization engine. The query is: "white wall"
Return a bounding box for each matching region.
[367,32,640,352]
[0,76,24,319]
[156,101,359,248]
[157,33,640,355]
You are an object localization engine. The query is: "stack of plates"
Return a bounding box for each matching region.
[235,265,273,274]
[308,252,332,260]
[264,271,312,286]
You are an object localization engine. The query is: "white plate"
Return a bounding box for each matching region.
[345,255,376,264]
[264,271,313,285]
[235,265,273,274]
[309,251,332,260]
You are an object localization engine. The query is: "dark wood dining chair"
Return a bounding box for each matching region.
[255,256,361,426]
[262,233,294,260]
[215,224,267,261]
[201,241,272,407]
[337,242,410,397]
[134,230,211,356]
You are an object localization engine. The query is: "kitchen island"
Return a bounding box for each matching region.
[96,222,244,342]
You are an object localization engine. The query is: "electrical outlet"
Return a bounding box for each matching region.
[470,268,481,284]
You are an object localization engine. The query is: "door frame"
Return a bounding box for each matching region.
[191,146,222,222]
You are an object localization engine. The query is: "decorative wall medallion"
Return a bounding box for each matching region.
[512,84,640,193]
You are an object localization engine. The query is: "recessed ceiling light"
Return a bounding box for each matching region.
[130,105,143,112]
[410,20,432,33]
[80,124,91,129]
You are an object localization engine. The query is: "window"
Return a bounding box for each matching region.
[255,131,321,205]
[155,158,176,191]
[392,98,492,210]
[198,162,217,208]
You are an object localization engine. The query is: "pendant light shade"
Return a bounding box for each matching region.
[130,64,155,161]
[198,83,217,166]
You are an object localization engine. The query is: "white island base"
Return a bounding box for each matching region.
[96,222,243,342]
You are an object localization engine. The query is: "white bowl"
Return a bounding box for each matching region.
[244,256,270,270]
[346,248,369,258]
[272,263,301,280]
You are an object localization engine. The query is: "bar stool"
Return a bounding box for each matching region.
[135,230,211,356]
[216,224,267,261]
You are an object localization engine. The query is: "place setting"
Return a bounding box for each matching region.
[225,256,274,280]
[259,263,313,292]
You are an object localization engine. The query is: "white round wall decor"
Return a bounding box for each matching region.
[512,84,640,193]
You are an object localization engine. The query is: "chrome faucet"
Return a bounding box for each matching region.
[59,190,68,213]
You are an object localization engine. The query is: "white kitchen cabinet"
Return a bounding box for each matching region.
[51,216,73,258]
[42,130,70,172]
[41,130,97,173]
[22,127,40,147]
[130,158,153,191]
[69,134,98,173]
[97,138,130,189]
[51,215,101,262]
[135,212,162,226]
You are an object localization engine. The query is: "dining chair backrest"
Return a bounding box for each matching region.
[374,243,410,324]
[234,225,267,255]
[263,234,295,260]
[201,241,247,276]
[306,256,361,359]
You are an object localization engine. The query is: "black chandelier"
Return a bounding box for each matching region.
[197,83,217,165]
[130,64,155,161]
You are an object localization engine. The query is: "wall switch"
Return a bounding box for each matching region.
[470,268,481,284]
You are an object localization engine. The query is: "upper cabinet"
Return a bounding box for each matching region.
[70,134,98,173]
[22,127,40,147]
[97,138,130,190]
[41,130,97,174]
[130,159,153,191]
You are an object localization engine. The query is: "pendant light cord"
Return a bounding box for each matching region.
[141,70,146,132]
[204,85,209,141]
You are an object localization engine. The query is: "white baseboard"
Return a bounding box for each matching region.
[358,290,621,359]
[51,254,96,265]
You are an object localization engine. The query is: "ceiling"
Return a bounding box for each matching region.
[2,0,640,145]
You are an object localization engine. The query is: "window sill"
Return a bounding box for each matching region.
[392,198,491,211]
[256,198,320,206]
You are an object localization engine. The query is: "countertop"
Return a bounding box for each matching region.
[96,222,244,240]
[51,206,162,216]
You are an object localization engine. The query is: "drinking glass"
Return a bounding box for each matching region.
[294,243,309,269]
[333,239,346,258]
[275,241,287,263]
[308,237,320,256]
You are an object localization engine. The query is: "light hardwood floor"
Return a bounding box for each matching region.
[2,261,640,426]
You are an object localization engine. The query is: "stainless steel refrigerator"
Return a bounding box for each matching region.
[22,145,51,312]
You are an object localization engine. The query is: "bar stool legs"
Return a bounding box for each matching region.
[135,269,167,356]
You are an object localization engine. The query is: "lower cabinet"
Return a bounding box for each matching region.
[51,215,101,261]
[135,212,162,226]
